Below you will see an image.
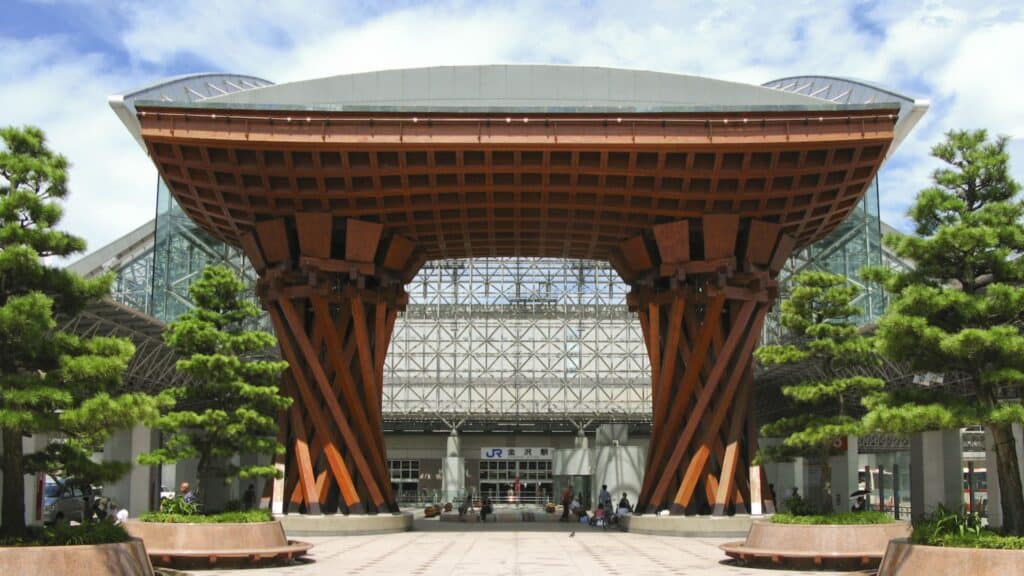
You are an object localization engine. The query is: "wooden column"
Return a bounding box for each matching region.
[240,215,423,515]
[615,217,794,516]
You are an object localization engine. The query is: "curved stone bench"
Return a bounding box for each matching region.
[720,519,911,569]
[278,512,413,534]
[0,538,153,576]
[125,519,311,568]
[879,538,1024,576]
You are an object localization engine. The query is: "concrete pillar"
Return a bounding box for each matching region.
[441,431,465,503]
[829,436,859,512]
[984,424,1024,529]
[102,428,133,514]
[574,429,589,450]
[103,425,157,516]
[910,429,962,518]
[128,425,156,514]
[761,438,807,512]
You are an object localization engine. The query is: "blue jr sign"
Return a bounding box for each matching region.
[480,447,552,460]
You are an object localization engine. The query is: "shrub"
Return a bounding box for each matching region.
[771,511,894,525]
[159,495,201,516]
[781,491,818,516]
[139,509,272,524]
[910,504,1024,549]
[0,519,129,547]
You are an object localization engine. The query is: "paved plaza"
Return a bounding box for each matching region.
[196,519,872,576]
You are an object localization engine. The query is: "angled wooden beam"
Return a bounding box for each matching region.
[295,212,333,259]
[277,297,386,509]
[267,303,365,509]
[308,294,389,495]
[672,305,767,508]
[255,219,290,264]
[345,219,383,263]
[713,373,753,515]
[652,293,685,433]
[350,294,380,417]
[646,297,752,508]
[639,293,725,508]
[287,397,321,514]
[653,220,690,264]
[240,232,267,274]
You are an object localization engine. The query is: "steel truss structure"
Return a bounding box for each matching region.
[89,179,907,430]
[385,258,649,429]
[59,299,188,395]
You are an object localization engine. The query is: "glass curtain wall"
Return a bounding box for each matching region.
[762,177,885,345]
[151,178,260,323]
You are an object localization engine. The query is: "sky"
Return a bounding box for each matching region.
[2,0,1023,255]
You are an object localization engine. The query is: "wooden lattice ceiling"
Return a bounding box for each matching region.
[137,107,897,262]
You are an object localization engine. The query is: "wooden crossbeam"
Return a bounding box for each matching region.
[713,372,753,515]
[651,294,684,432]
[268,304,365,509]
[639,293,726,507]
[287,397,321,514]
[672,306,767,508]
[277,298,386,509]
[309,294,390,498]
[646,298,755,509]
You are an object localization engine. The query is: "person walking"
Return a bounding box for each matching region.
[560,484,573,522]
[598,484,612,511]
[243,483,256,510]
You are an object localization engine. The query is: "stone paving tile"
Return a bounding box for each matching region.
[194,520,875,576]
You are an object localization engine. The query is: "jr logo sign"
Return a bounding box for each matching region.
[480,447,552,460]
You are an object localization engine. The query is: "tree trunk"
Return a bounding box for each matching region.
[990,423,1024,535]
[2,428,26,534]
[821,457,834,513]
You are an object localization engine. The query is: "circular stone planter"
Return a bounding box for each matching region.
[0,538,154,576]
[878,538,1024,576]
[125,519,311,568]
[720,519,911,569]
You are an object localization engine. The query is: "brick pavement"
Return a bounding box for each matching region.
[194,518,873,576]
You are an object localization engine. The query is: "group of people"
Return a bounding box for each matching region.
[560,484,633,528]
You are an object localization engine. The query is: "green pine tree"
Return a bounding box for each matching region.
[862,129,1024,535]
[1,126,158,535]
[140,265,290,509]
[755,271,885,512]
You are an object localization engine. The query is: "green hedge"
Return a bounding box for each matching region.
[912,530,1024,550]
[771,511,894,525]
[0,520,130,547]
[139,509,273,524]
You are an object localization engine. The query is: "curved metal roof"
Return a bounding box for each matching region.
[763,75,929,157]
[201,65,864,111]
[110,72,273,149]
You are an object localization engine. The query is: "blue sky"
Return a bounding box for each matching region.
[2,0,1022,254]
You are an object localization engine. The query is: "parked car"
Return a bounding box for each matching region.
[42,477,99,524]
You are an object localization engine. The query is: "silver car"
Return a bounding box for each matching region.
[42,477,97,524]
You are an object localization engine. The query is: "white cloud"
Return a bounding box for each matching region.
[0,36,155,256]
[3,0,1023,253]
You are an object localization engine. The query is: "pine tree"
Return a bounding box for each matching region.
[0,126,157,535]
[755,271,885,512]
[140,265,290,508]
[863,130,1024,534]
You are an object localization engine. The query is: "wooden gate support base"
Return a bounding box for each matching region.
[610,216,796,516]
[241,215,424,515]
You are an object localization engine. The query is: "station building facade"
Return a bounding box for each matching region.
[55,66,944,517]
